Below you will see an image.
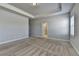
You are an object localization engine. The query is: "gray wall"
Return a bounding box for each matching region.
[0,7,29,43]
[30,14,69,40]
[70,4,79,54]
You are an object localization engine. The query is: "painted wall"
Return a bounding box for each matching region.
[70,4,79,54]
[0,8,29,43]
[30,14,69,40]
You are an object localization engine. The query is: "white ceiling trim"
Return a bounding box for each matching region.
[35,5,62,18]
[0,3,73,19]
[31,3,62,18]
[0,3,35,18]
[35,11,61,18]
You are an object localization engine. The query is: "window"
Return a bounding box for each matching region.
[70,15,74,37]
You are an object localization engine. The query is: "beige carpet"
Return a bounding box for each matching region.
[0,37,78,56]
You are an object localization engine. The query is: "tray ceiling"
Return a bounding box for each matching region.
[9,3,73,18]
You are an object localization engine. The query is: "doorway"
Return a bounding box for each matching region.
[42,22,48,38]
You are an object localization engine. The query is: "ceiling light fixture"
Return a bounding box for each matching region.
[33,3,38,6]
[33,3,36,6]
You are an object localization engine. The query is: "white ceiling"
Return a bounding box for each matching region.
[9,3,73,18]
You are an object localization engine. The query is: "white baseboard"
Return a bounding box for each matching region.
[48,37,70,42]
[70,41,79,55]
[0,37,29,45]
[31,36,70,42]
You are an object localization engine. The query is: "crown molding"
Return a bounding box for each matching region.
[0,3,62,19]
[0,3,35,18]
[0,3,72,19]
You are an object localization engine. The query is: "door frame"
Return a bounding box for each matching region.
[42,22,48,38]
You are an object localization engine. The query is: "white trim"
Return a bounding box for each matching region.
[0,3,34,18]
[0,37,29,45]
[32,36,70,42]
[70,41,79,55]
[48,37,70,42]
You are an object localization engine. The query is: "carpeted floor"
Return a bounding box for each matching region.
[0,37,78,56]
